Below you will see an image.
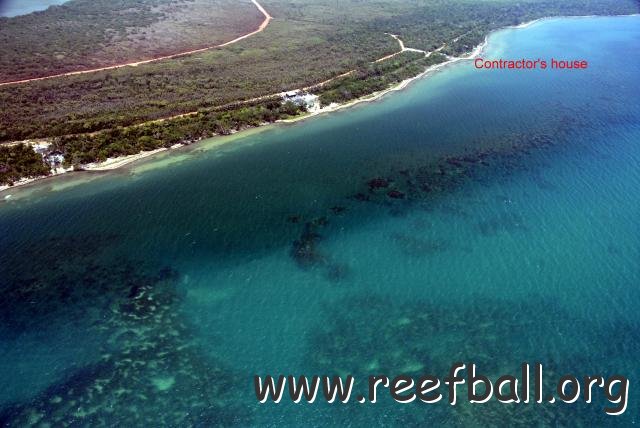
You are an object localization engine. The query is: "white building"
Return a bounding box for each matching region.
[282,91,319,111]
[44,151,65,167]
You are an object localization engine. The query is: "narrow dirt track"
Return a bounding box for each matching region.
[0,0,273,87]
[54,34,452,134]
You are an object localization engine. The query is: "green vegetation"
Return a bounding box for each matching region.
[362,0,640,55]
[52,99,305,168]
[1,0,637,143]
[0,18,397,142]
[0,144,50,185]
[316,51,447,106]
[0,99,305,185]
[0,0,638,185]
[0,0,263,82]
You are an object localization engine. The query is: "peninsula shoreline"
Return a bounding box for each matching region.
[2,13,637,197]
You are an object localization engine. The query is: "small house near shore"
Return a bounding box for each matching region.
[44,150,65,167]
[282,90,319,111]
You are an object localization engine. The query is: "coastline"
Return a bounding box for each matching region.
[281,12,640,126]
[0,47,461,196]
[0,166,72,196]
[278,53,473,125]
[82,147,174,171]
[1,13,637,197]
[510,12,639,30]
[0,147,175,194]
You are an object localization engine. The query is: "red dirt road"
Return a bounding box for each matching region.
[0,0,273,87]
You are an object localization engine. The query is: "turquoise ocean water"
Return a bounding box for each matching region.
[0,0,69,17]
[0,15,639,426]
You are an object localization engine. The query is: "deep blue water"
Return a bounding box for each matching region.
[0,15,639,426]
[0,0,69,17]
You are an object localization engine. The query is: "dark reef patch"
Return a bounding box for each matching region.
[285,124,577,279]
[289,217,350,283]
[367,178,392,191]
[0,266,252,427]
[0,233,135,335]
[305,293,634,425]
[348,125,576,217]
[387,190,406,199]
[291,222,326,269]
[287,214,301,223]
[0,232,253,425]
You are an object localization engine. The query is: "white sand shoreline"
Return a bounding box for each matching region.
[82,147,173,171]
[510,12,639,30]
[2,13,637,197]
[278,28,488,124]
[286,12,639,124]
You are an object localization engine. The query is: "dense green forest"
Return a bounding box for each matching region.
[316,51,447,106]
[0,144,50,186]
[0,0,638,185]
[0,19,397,142]
[1,0,637,143]
[365,0,640,56]
[0,0,262,82]
[1,0,638,142]
[0,99,305,185]
[53,100,305,168]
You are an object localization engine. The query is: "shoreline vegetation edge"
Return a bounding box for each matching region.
[1,13,637,197]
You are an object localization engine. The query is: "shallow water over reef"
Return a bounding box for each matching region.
[0,15,639,426]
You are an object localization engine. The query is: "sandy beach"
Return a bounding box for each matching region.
[0,165,72,194]
[0,47,468,196]
[0,19,534,196]
[2,13,634,196]
[82,147,173,171]
[279,36,487,125]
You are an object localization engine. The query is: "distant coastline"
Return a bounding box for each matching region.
[2,13,638,198]
[282,12,640,127]
[0,0,69,18]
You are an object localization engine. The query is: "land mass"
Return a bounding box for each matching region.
[0,0,265,83]
[0,0,272,86]
[1,0,639,188]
